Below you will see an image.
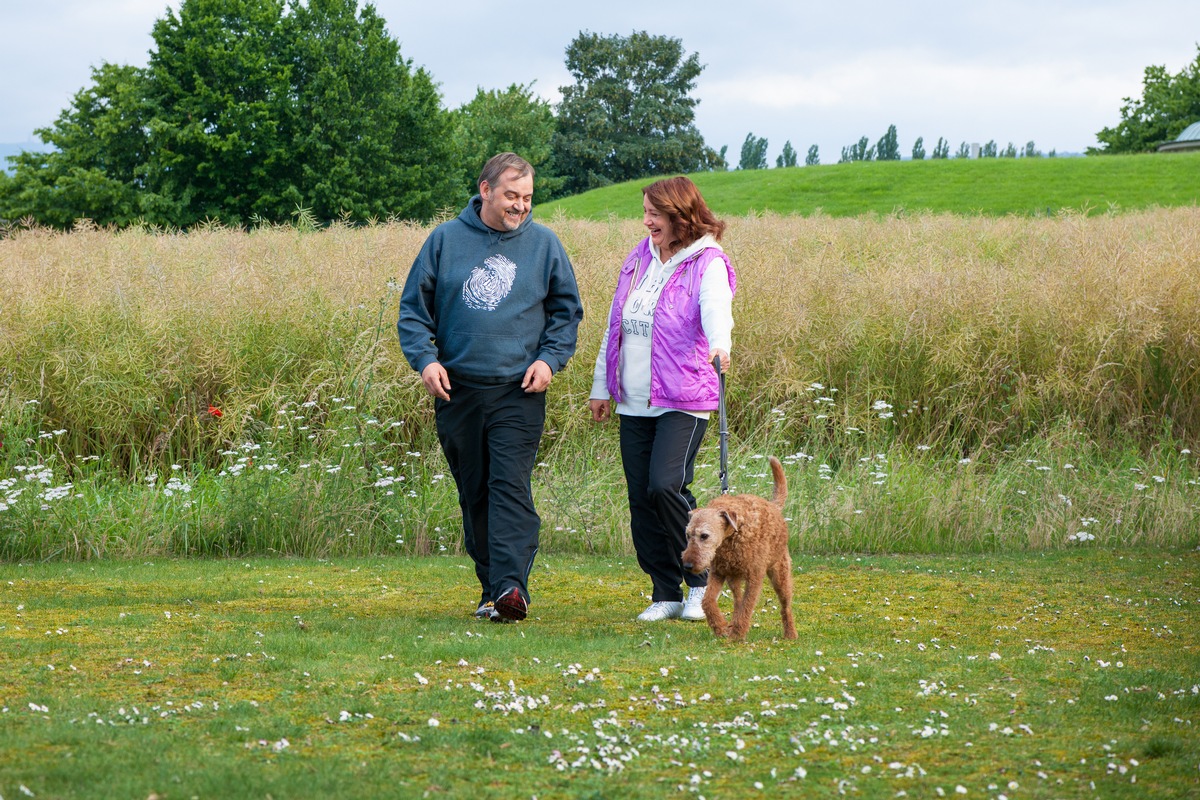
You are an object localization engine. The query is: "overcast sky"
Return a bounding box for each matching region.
[4,1,1199,162]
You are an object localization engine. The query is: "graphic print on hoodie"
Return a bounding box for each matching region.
[462,254,518,311]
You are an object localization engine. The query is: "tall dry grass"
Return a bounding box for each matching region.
[564,208,1200,454]
[2,219,432,469]
[3,209,1198,465]
[1,210,1197,557]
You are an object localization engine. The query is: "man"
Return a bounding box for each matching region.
[398,153,582,622]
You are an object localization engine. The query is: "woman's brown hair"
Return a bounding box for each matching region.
[642,176,727,251]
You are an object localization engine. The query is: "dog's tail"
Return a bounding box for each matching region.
[768,456,787,507]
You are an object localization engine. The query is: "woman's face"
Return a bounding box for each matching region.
[643,195,676,253]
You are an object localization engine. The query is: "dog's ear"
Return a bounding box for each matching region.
[720,509,739,532]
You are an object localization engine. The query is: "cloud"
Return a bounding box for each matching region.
[2,0,1197,160]
[704,52,1140,115]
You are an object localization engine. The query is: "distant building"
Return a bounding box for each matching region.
[1157,122,1200,153]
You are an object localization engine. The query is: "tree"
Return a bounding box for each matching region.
[1022,140,1042,158]
[452,83,560,200]
[860,137,876,161]
[552,31,719,196]
[805,144,819,166]
[1091,45,1200,154]
[141,0,293,225]
[149,0,459,224]
[981,140,998,157]
[739,133,768,170]
[1,0,461,228]
[775,140,797,168]
[876,124,900,161]
[999,142,1017,158]
[932,137,950,159]
[955,141,970,158]
[911,136,926,160]
[840,136,875,163]
[0,63,160,227]
[275,0,459,222]
[718,145,729,169]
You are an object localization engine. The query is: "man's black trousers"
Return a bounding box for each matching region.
[435,381,544,606]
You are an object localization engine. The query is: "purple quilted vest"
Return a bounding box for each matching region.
[604,238,736,411]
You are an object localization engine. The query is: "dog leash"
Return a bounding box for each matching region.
[713,354,729,494]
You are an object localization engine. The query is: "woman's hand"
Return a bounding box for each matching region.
[710,348,730,374]
[589,399,611,422]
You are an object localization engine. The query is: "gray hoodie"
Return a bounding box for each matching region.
[398,196,582,385]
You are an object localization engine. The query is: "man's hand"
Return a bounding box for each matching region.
[589,399,611,422]
[421,362,452,401]
[522,360,553,393]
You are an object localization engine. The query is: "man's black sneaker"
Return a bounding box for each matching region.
[493,587,528,622]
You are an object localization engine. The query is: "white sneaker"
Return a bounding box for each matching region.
[637,601,684,621]
[681,586,706,621]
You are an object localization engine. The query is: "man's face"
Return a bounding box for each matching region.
[479,168,534,231]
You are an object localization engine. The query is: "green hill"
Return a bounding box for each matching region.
[538,152,1200,219]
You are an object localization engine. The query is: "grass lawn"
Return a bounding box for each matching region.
[538,152,1200,220]
[2,551,1198,798]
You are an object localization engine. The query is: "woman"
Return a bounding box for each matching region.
[589,176,736,622]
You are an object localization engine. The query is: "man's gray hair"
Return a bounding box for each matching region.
[479,152,535,189]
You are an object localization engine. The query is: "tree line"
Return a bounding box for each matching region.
[0,1,718,229]
[2,0,1196,230]
[732,126,1055,170]
[836,127,1054,163]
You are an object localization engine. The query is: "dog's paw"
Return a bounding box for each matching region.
[728,624,751,642]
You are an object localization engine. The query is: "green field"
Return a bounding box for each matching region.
[539,152,1200,219]
[2,552,1198,799]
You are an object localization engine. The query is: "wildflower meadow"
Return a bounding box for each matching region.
[1,209,1197,558]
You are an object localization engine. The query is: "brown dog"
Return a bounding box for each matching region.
[680,456,796,641]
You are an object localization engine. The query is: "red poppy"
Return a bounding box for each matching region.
[208,405,223,418]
